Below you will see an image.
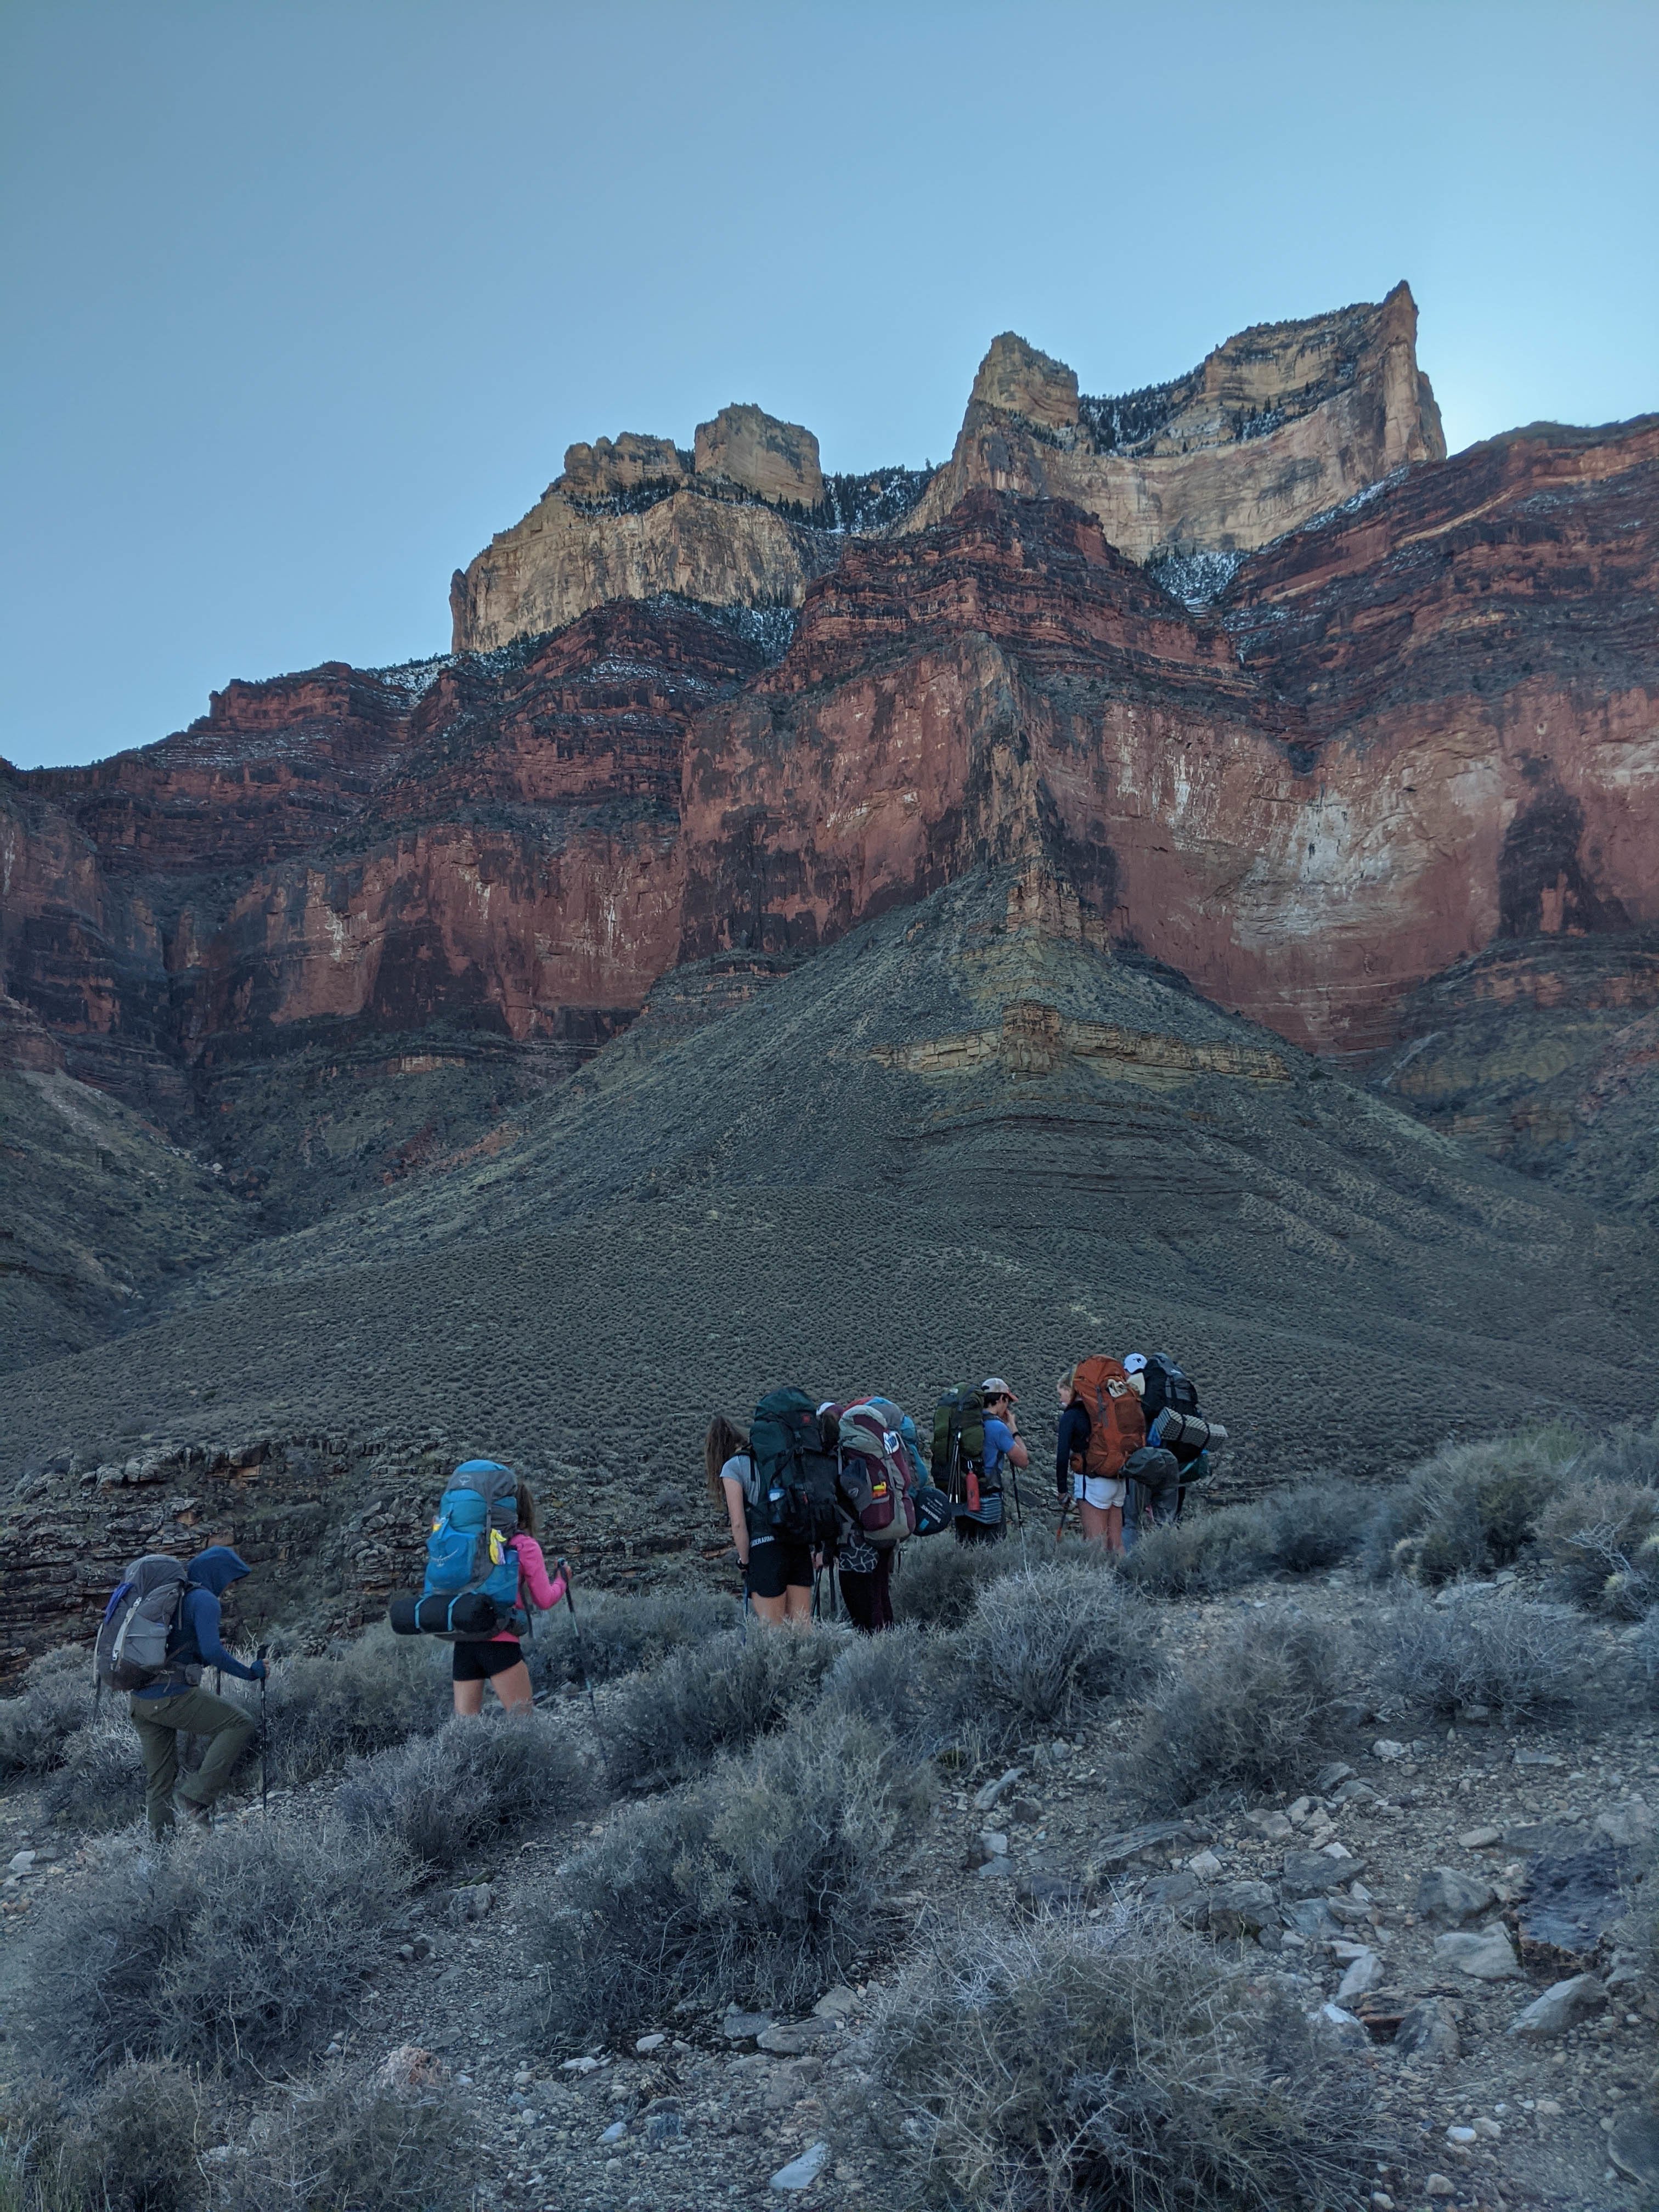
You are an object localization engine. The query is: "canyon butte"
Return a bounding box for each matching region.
[4,280,1659,1663]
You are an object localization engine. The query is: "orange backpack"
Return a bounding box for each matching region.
[1073,1355,1146,1482]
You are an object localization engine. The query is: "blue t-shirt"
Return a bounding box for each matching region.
[958,1415,1014,1526]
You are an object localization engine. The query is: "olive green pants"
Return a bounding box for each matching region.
[129,1686,256,1837]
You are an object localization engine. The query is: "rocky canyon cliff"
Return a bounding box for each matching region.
[4,283,1658,1374]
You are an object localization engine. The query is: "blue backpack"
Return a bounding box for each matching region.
[420,1460,528,1639]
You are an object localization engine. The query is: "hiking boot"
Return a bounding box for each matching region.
[172,1790,212,1828]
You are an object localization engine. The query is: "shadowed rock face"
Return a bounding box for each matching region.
[903,285,1446,560]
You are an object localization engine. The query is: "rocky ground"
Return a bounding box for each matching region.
[3,1550,1655,2212]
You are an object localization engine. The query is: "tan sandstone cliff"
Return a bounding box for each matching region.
[901,282,1446,561]
[450,403,836,652]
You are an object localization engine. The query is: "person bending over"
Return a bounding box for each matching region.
[129,1545,264,1837]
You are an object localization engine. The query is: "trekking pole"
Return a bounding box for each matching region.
[256,1645,269,1819]
[555,1560,599,1725]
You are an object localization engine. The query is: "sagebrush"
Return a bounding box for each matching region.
[949,1567,1160,1752]
[1363,1429,1578,1584]
[602,1624,844,1789]
[1122,1486,1369,1600]
[335,1712,592,1871]
[0,1647,93,1779]
[1536,1479,1659,1618]
[524,1712,926,2044]
[0,2062,204,2212]
[527,1586,733,1690]
[40,1709,146,1830]
[220,2073,479,2212]
[1131,1611,1352,1810]
[22,1819,414,2078]
[250,1625,450,1785]
[857,1910,1384,2212]
[1377,1594,1586,1719]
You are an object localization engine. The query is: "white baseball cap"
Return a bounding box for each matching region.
[981,1376,1018,1402]
[1123,1353,1148,1374]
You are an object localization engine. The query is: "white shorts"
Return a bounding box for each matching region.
[1074,1473,1127,1510]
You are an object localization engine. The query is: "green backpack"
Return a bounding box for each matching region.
[931,1386,985,1505]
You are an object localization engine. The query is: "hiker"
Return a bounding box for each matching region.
[1122,1351,1203,1547]
[707,1414,816,1627]
[957,1377,1027,1547]
[128,1545,264,1837]
[831,1397,920,1633]
[452,1478,565,1717]
[1056,1364,1125,1549]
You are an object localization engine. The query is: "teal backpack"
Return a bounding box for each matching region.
[420,1460,528,1640]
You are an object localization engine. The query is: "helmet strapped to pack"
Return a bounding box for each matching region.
[1073,1356,1146,1483]
[411,1459,529,1641]
[747,1389,844,1553]
[96,1555,189,1691]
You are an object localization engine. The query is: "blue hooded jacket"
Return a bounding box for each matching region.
[135,1546,261,1698]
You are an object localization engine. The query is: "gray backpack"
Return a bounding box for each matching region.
[95,1555,189,1690]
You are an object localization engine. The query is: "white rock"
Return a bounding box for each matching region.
[1337,1949,1383,2000]
[6,1852,35,1876]
[811,1985,859,2021]
[1508,1974,1607,2038]
[562,2056,601,2074]
[1595,1799,1655,1848]
[770,2141,830,2191]
[1308,2001,1368,2048]
[979,1830,1009,1857]
[1434,1927,1522,1981]
[1246,1809,1294,1840]
[1446,2126,1477,2145]
[635,2033,666,2053]
[1372,1740,1407,1762]
[599,2120,628,2144]
[1187,1849,1223,1878]
[973,1767,1025,1813]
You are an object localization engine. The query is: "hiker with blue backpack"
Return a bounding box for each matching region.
[97,1545,266,1837]
[386,1460,566,1709]
[443,1465,565,1714]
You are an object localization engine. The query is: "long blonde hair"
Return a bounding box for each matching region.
[704,1416,748,1506]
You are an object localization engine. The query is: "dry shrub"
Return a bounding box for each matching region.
[1377,1594,1586,1719]
[0,2063,204,2212]
[1536,1479,1659,1618]
[524,1712,925,2045]
[219,2073,478,2212]
[949,1567,1160,1753]
[1131,1611,1352,1810]
[22,1819,414,2078]
[256,1624,450,1785]
[1120,1507,1273,1599]
[890,1536,1026,1628]
[528,1586,734,1690]
[857,1909,1384,2212]
[335,1712,593,1872]
[40,1708,146,1830]
[1258,1482,1371,1576]
[603,1624,845,1790]
[815,1623,967,1758]
[1363,1429,1578,1585]
[0,1647,93,1778]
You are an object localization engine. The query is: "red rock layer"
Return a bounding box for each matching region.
[1,602,767,1116]
[680,415,1659,1053]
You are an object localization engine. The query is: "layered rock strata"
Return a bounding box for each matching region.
[902,284,1446,561]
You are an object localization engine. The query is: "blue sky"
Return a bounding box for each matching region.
[4,0,1655,769]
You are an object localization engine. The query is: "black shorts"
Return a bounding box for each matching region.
[452,1639,526,1682]
[746,1540,814,1601]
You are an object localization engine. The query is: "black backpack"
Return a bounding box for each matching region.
[1139,1353,1199,1426]
[748,1388,843,1551]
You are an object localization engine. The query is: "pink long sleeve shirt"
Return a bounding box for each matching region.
[492,1533,566,1640]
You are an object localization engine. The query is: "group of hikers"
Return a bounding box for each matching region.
[703,1351,1222,1630]
[93,1353,1220,1835]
